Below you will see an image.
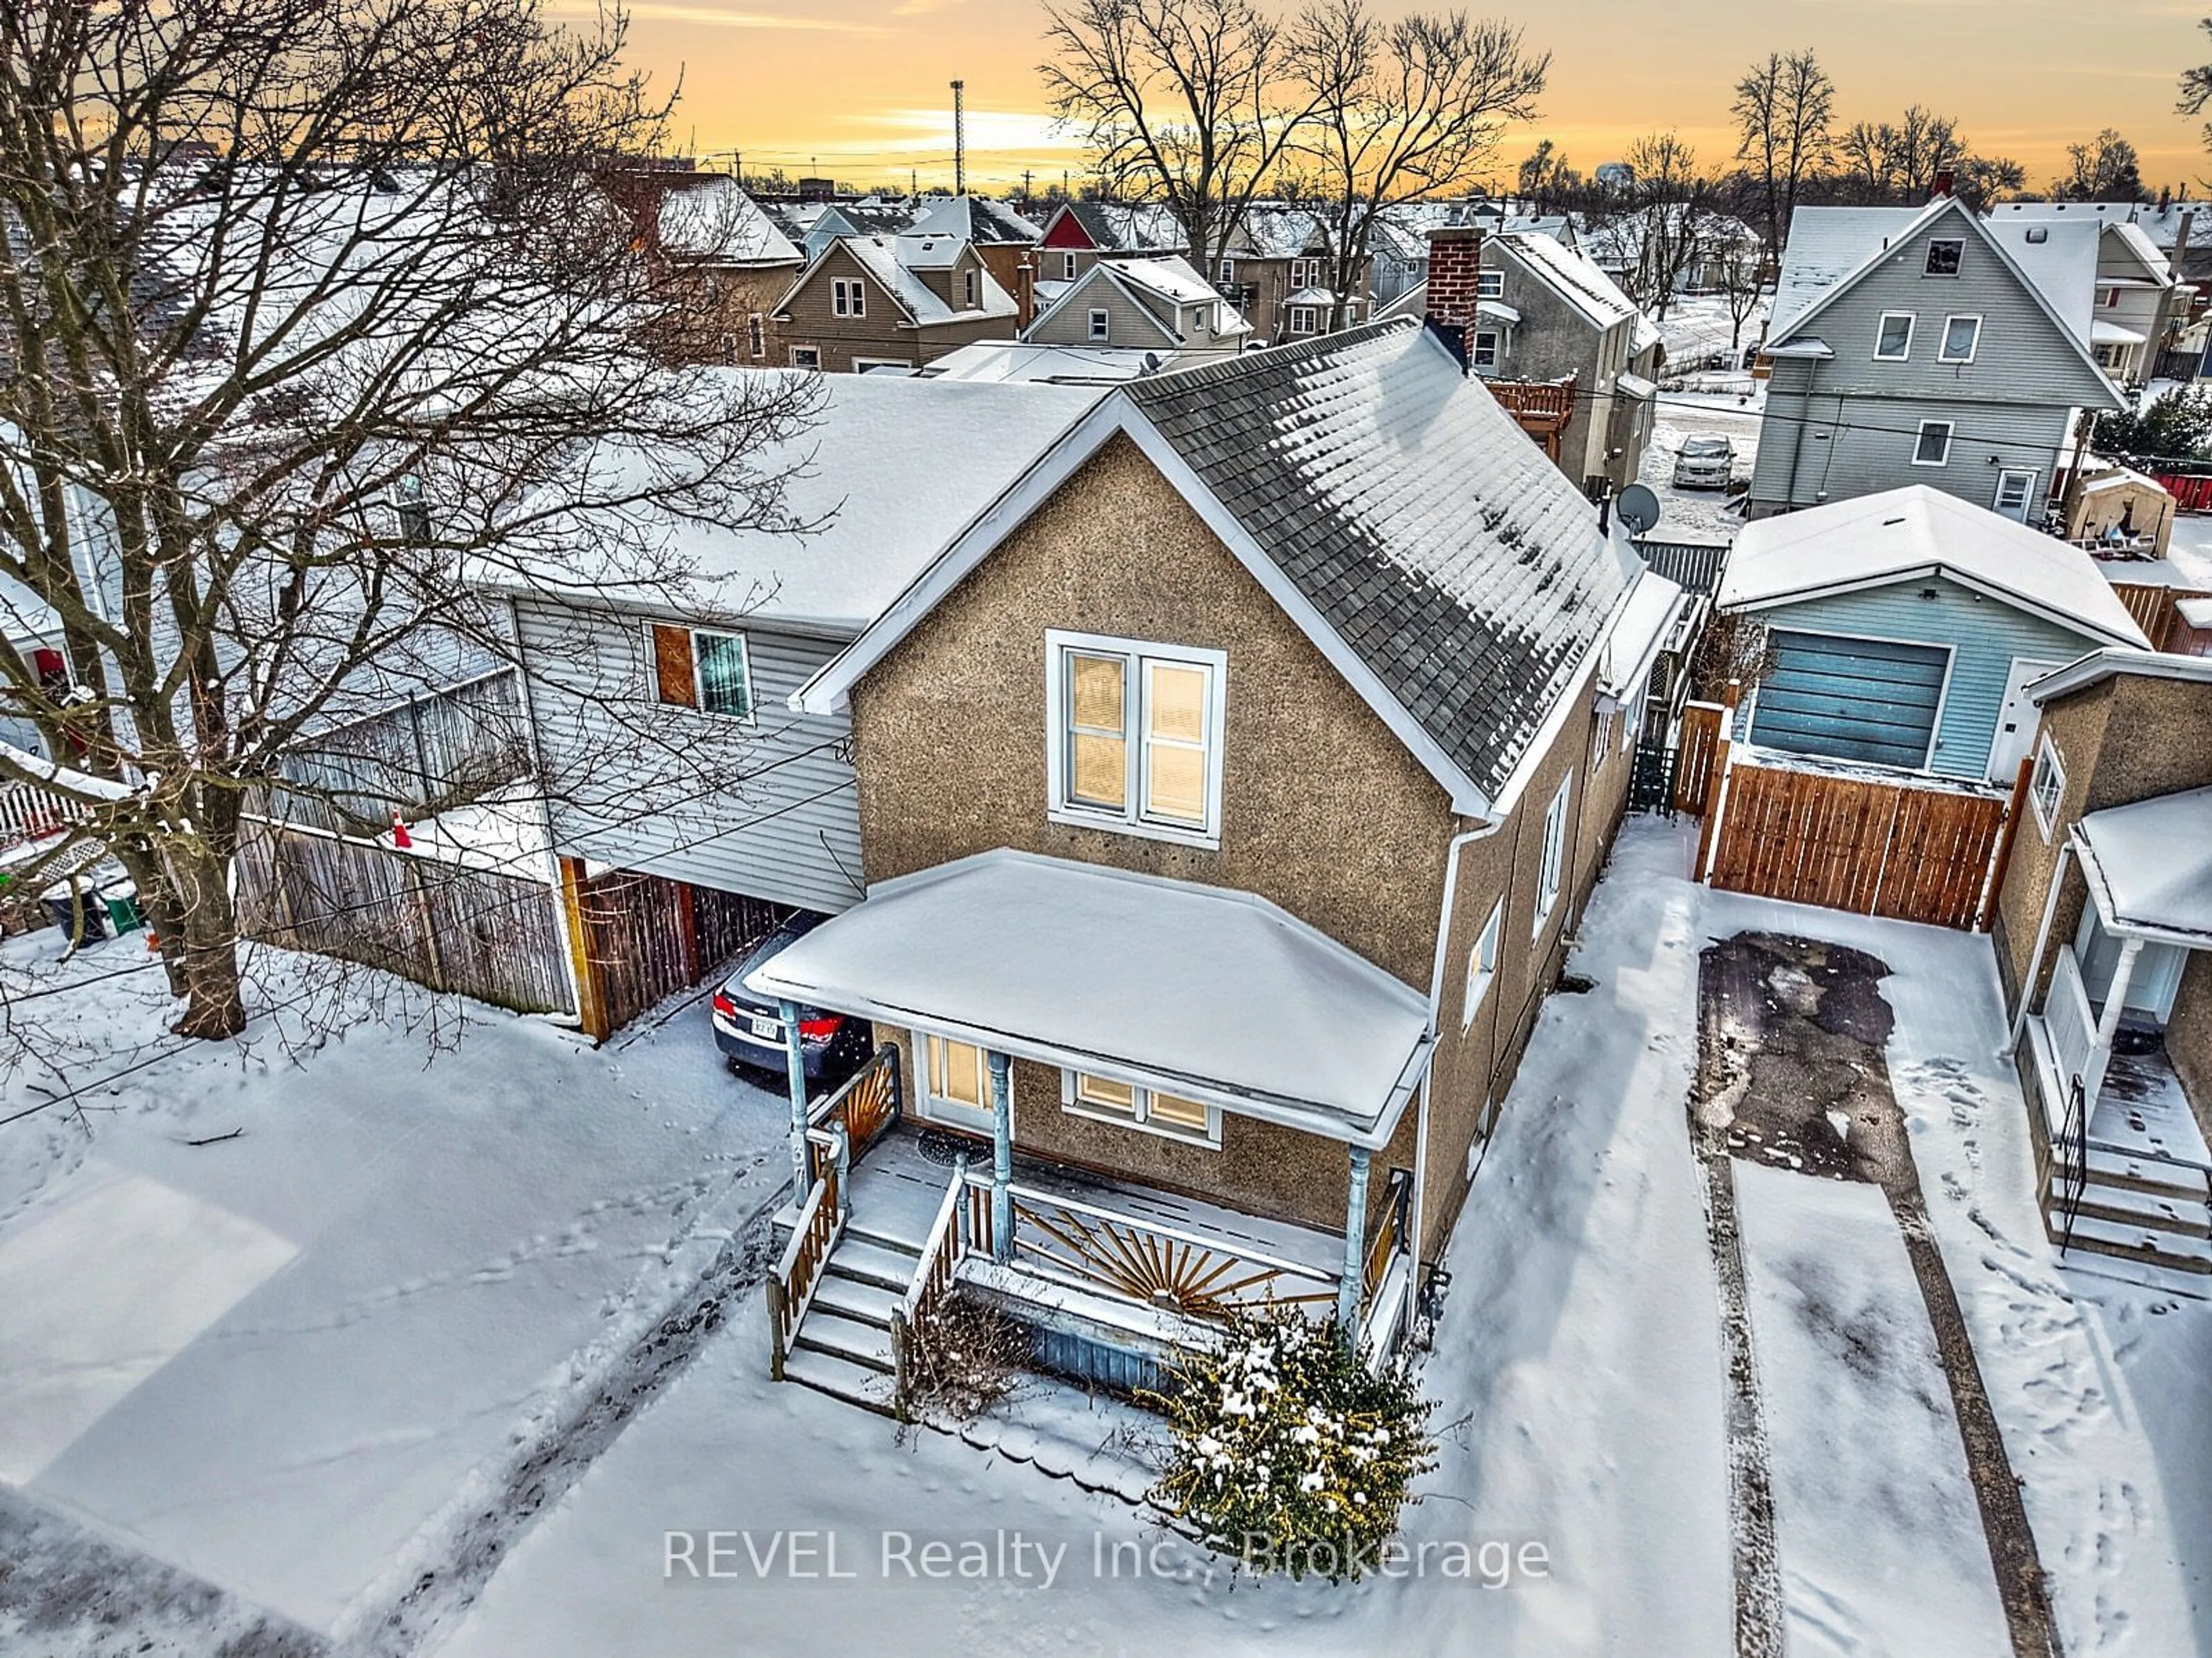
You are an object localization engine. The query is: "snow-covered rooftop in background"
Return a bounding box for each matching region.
[836,234,1016,325]
[1599,568,1690,698]
[924,342,1195,384]
[488,372,1103,631]
[745,848,1434,1139]
[2074,786,2212,942]
[654,177,801,267]
[906,195,1037,246]
[1721,484,2150,646]
[1500,230,1642,331]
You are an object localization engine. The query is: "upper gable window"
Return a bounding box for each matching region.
[1940,315,1982,363]
[1874,312,1914,361]
[1477,269,1505,300]
[1924,239,1964,277]
[1088,308,1109,341]
[1046,630,1225,847]
[963,268,979,308]
[1060,251,1078,281]
[832,277,866,317]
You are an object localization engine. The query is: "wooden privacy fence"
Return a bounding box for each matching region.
[1673,701,1726,815]
[561,861,792,1038]
[236,817,575,1015]
[2108,581,2212,653]
[266,670,530,836]
[1703,760,2012,930]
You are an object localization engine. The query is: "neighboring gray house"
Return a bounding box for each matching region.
[1381,228,1664,497]
[1751,195,2124,521]
[1987,203,2179,384]
[1020,256,1249,354]
[483,373,1105,930]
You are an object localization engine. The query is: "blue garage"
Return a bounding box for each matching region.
[1748,631,1950,769]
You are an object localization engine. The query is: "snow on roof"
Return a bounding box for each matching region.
[1989,199,2198,256]
[2080,463,2171,496]
[1235,207,1324,260]
[490,371,1104,631]
[654,177,801,267]
[1599,567,1688,698]
[1027,256,1249,342]
[1720,484,2151,647]
[907,195,1037,245]
[744,848,1434,1138]
[1616,370,1657,399]
[2177,596,2212,628]
[837,234,1017,325]
[1285,285,1337,306]
[2028,645,2212,705]
[1499,230,1640,331]
[2074,787,2212,942]
[2092,319,2148,345]
[1770,207,1926,338]
[925,342,1188,384]
[1058,201,1186,253]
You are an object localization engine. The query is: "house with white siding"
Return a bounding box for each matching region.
[1718,485,2150,784]
[1751,195,2126,522]
[475,372,1105,1029]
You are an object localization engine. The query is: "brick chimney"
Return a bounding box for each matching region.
[1424,225,1486,329]
[1016,256,1036,331]
[1932,167,1956,200]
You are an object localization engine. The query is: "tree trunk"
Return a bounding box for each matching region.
[163,813,247,1039]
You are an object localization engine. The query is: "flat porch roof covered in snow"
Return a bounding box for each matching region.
[744,850,1434,1146]
[2073,786,2212,947]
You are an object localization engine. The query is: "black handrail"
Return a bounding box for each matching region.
[2056,1076,2090,1256]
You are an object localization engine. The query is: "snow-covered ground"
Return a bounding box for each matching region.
[1638,387,1762,544]
[3,819,2204,1656]
[0,933,793,1648]
[2160,513,2212,588]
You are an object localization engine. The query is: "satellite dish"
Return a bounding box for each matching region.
[1616,483,1662,537]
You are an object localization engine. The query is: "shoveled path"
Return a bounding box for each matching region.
[1694,929,2061,1658]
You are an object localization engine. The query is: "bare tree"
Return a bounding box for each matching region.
[1732,49,1833,258]
[0,0,813,1038]
[1715,236,1766,352]
[2180,19,2212,152]
[1040,0,1319,280]
[1290,0,1547,329]
[2055,128,2145,201]
[1516,138,1578,210]
[1614,131,1712,321]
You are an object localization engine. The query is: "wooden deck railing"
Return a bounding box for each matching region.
[766,1157,842,1381]
[888,1156,968,1419]
[0,777,79,850]
[967,1172,1341,1322]
[805,1044,902,1185]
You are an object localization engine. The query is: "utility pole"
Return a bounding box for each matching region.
[951,79,966,196]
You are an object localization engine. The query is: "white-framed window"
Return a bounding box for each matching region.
[747,313,766,358]
[1088,308,1109,341]
[2102,286,2122,309]
[1287,305,1317,334]
[1477,268,1505,300]
[831,277,865,317]
[1939,314,1982,363]
[391,472,431,543]
[851,357,908,374]
[1046,630,1226,846]
[1912,419,1954,467]
[924,1034,994,1116]
[2029,733,2066,838]
[1993,468,2039,522]
[1924,239,1964,277]
[1472,330,1501,372]
[1533,774,1570,936]
[1593,706,1616,759]
[1218,257,1236,283]
[1461,900,1502,1032]
[648,624,754,718]
[1060,251,1078,281]
[790,345,821,370]
[1874,311,1915,361]
[1061,1070,1220,1148]
[2094,342,2124,369]
[1290,257,1319,287]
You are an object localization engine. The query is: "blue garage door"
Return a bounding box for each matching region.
[1748,631,1948,769]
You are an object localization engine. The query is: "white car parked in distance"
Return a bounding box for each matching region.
[1672,435,1736,490]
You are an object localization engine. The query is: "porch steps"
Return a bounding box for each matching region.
[2047,1210,2212,1274]
[2070,1146,2211,1203]
[781,1222,922,1416]
[2063,1187,2212,1241]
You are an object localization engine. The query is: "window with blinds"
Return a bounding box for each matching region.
[1063,1070,1219,1146]
[1046,631,1225,844]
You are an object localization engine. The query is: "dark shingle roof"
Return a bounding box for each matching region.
[1123,319,1631,802]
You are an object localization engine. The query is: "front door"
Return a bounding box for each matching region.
[1986,657,2063,783]
[917,1033,998,1135]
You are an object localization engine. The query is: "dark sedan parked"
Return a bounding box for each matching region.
[710,912,874,1091]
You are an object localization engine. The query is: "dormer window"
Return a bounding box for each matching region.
[964,268,979,308]
[1061,251,1078,281]
[1924,239,1964,277]
[1088,308,1109,342]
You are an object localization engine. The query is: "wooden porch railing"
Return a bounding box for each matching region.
[888,1156,968,1419]
[766,1154,843,1381]
[0,777,79,850]
[804,1043,902,1186]
[967,1172,1341,1321]
[1362,1168,1414,1301]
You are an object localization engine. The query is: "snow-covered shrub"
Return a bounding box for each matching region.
[1147,1309,1435,1581]
[899,1293,1029,1428]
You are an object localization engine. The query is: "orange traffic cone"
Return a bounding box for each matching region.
[391,810,413,849]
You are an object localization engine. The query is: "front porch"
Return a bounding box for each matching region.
[2013,788,2212,1276]
[748,850,1434,1417]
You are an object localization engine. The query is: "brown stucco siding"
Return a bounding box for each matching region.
[849,431,1457,989]
[1993,683,2113,1009]
[2167,954,2212,1145]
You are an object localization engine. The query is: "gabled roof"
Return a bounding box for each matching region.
[2074,787,2212,944]
[1719,484,2150,647]
[907,195,1039,245]
[653,176,802,267]
[1024,256,1249,346]
[1044,200,1187,253]
[779,234,1017,327]
[472,372,1106,634]
[798,319,1639,816]
[1770,199,2117,400]
[1498,231,1641,331]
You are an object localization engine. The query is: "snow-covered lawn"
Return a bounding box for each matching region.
[0,934,791,1645]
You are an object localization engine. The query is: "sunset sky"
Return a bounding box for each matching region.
[575,0,2212,197]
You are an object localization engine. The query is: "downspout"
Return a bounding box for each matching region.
[1411,813,1509,1300]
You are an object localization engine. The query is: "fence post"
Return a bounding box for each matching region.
[1978,755,2037,933]
[400,856,446,991]
[1693,679,1741,882]
[558,856,610,1041]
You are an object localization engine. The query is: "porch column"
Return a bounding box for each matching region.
[988,1051,1014,1264]
[779,999,811,1197]
[2086,937,2146,1104]
[1337,1146,1372,1334]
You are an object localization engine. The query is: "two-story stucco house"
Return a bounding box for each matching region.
[1751,195,2126,521]
[738,320,1688,1413]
